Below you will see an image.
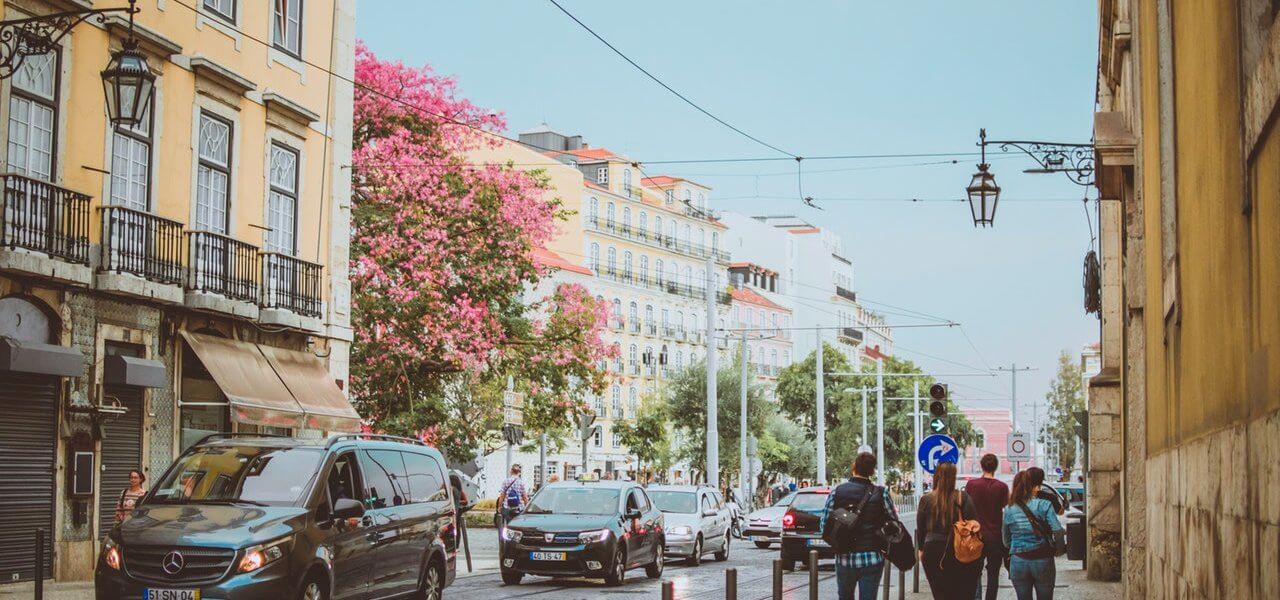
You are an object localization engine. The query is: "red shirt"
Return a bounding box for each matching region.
[964,476,1009,545]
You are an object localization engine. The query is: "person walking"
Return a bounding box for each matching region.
[1003,471,1064,599]
[965,454,1010,600]
[916,462,981,600]
[821,452,900,600]
[115,469,147,525]
[496,464,528,529]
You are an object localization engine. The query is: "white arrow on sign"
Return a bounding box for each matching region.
[927,440,954,471]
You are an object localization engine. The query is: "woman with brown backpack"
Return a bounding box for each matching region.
[915,461,982,600]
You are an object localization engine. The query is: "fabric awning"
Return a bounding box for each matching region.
[180,331,305,429]
[0,337,84,377]
[257,345,361,433]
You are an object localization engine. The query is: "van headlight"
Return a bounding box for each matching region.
[238,536,292,573]
[103,537,122,571]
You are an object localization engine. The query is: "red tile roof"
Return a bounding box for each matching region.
[731,287,790,312]
[549,147,620,161]
[641,175,682,186]
[787,227,821,235]
[532,247,592,276]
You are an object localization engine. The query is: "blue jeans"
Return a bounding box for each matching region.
[835,561,883,600]
[1009,555,1055,599]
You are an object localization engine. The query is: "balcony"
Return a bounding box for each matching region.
[186,231,261,318]
[836,285,857,303]
[260,252,323,329]
[585,213,731,264]
[838,326,865,345]
[0,174,92,285]
[96,205,185,303]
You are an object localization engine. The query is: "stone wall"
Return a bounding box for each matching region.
[1146,409,1280,599]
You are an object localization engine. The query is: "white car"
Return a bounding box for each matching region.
[741,491,796,548]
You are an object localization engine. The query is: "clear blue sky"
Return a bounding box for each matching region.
[357,1,1100,428]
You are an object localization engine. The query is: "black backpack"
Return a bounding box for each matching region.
[821,484,877,553]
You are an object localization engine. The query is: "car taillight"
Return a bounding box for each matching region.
[782,510,796,530]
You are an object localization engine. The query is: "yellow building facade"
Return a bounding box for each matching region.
[1094,1,1279,597]
[0,0,357,582]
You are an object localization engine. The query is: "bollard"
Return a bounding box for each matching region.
[772,559,783,600]
[34,528,44,600]
[808,550,818,600]
[913,558,919,592]
[898,566,906,600]
[882,562,890,600]
[725,568,737,600]
[662,580,675,600]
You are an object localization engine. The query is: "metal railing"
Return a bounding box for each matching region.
[99,205,184,284]
[585,215,730,263]
[0,174,90,265]
[261,252,323,317]
[187,231,260,303]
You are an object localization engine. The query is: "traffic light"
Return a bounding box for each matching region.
[928,383,948,433]
[502,424,524,445]
[579,413,600,442]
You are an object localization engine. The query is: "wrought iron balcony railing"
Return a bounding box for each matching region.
[187,231,260,303]
[261,252,323,318]
[99,205,184,285]
[0,174,90,265]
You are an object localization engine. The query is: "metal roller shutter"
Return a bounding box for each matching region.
[98,385,144,541]
[0,371,57,582]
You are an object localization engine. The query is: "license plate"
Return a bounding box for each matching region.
[752,536,769,542]
[807,539,829,548]
[529,551,566,561]
[145,590,200,600]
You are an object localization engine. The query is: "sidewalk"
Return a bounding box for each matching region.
[0,580,94,600]
[896,557,1120,599]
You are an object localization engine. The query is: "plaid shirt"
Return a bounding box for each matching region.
[821,479,900,569]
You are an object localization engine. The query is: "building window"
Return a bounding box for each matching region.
[611,430,621,448]
[589,243,600,273]
[654,216,663,240]
[195,112,233,234]
[7,50,59,181]
[594,428,603,448]
[109,99,153,211]
[628,302,638,330]
[592,393,603,415]
[272,0,303,56]
[623,168,632,194]
[203,0,237,23]
[266,143,299,254]
[638,211,647,236]
[588,197,599,224]
[606,202,615,229]
[612,385,623,419]
[622,207,631,232]
[639,255,649,282]
[611,298,622,328]
[664,190,673,204]
[655,259,664,285]
[606,247,617,277]
[596,166,608,184]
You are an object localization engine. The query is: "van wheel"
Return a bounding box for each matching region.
[604,548,626,586]
[500,569,523,585]
[299,576,327,600]
[418,563,443,600]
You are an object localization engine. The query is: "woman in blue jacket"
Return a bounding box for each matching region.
[1002,470,1064,599]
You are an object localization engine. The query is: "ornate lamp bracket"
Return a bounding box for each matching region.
[0,6,136,79]
[981,138,1096,187]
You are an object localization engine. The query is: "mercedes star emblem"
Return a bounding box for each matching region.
[162,551,185,575]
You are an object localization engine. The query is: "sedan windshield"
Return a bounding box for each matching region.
[649,491,697,514]
[524,487,619,515]
[150,446,322,506]
[773,492,796,507]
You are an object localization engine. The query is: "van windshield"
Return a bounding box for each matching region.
[150,446,322,506]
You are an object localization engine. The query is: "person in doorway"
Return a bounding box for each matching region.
[822,452,899,600]
[1003,471,1064,599]
[1025,468,1065,516]
[965,454,1010,600]
[496,464,528,529]
[115,470,147,525]
[916,462,981,600]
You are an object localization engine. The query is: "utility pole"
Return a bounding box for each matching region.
[997,363,1036,471]
[913,380,922,499]
[705,257,719,488]
[739,330,748,504]
[538,433,547,489]
[875,358,884,486]
[816,332,826,485]
[861,388,869,446]
[505,376,515,475]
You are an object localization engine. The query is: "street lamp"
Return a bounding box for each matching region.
[0,0,153,127]
[966,129,1000,227]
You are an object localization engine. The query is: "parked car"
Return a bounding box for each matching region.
[499,476,664,586]
[647,485,731,565]
[742,491,796,549]
[95,433,458,600]
[779,486,834,570]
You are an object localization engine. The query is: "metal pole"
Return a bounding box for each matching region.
[772,559,784,600]
[581,415,589,477]
[706,257,719,488]
[913,560,920,593]
[881,560,890,600]
[861,388,869,446]
[876,358,884,486]
[726,568,738,600]
[898,566,906,600]
[538,433,547,489]
[460,512,473,572]
[34,528,43,600]
[808,550,819,600]
[662,580,675,600]
[816,333,826,484]
[1012,362,1019,472]
[740,330,748,508]
[913,380,921,499]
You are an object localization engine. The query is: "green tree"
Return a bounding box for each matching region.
[1039,350,1085,472]
[757,414,815,487]
[665,354,771,486]
[614,399,670,481]
[775,346,980,481]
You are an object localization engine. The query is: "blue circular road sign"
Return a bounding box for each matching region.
[917,434,960,475]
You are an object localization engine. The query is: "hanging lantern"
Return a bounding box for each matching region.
[101,38,155,128]
[966,129,1001,227]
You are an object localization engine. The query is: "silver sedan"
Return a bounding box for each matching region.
[741,491,795,548]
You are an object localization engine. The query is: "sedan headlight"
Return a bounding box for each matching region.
[578,529,610,543]
[502,528,523,543]
[669,526,693,536]
[103,537,122,571]
[238,536,292,573]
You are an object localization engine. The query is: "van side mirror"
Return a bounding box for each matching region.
[333,498,365,520]
[624,508,642,520]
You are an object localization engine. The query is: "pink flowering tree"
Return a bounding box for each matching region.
[349,43,613,461]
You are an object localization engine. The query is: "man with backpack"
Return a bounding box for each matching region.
[821,452,901,600]
[497,464,529,529]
